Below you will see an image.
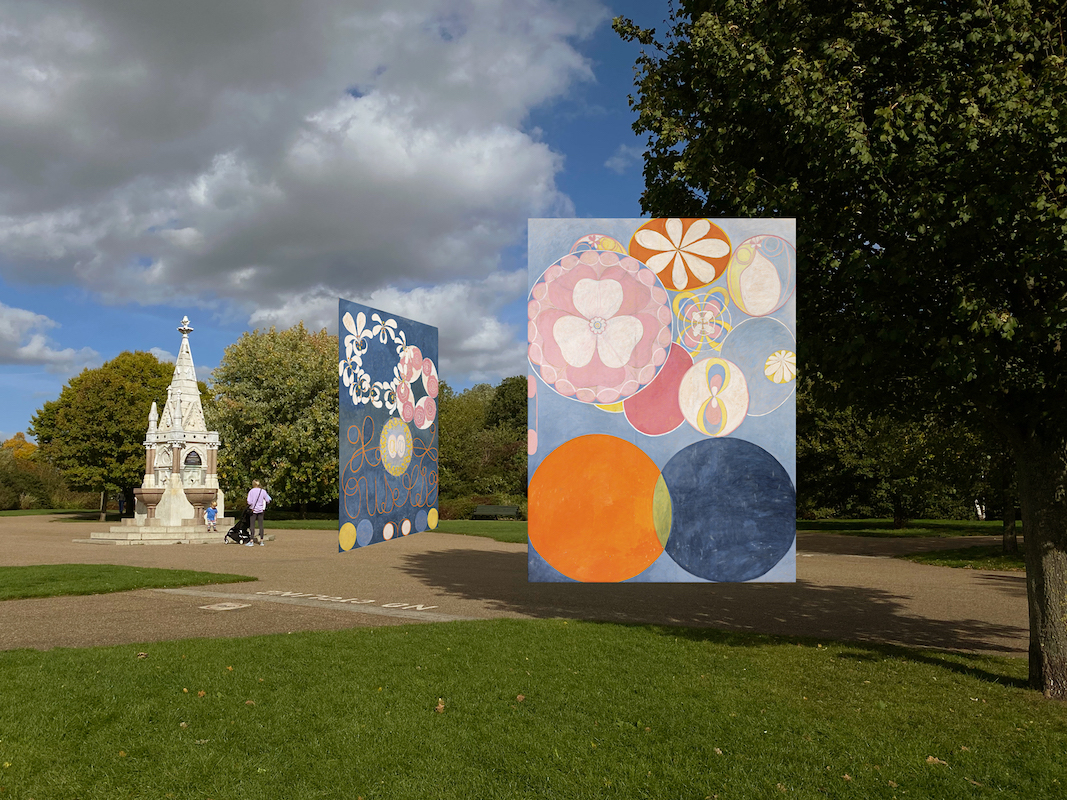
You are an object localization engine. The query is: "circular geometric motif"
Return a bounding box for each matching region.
[380,417,413,476]
[727,235,796,317]
[528,250,673,405]
[662,438,795,582]
[719,317,796,417]
[629,218,732,291]
[529,435,664,582]
[570,233,627,254]
[673,287,732,357]
[678,357,749,436]
[765,350,796,384]
[622,343,692,436]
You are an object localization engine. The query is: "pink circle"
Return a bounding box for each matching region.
[527,428,538,454]
[527,249,673,404]
[415,396,436,429]
[527,375,537,397]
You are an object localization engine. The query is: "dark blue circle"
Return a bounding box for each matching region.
[662,438,795,581]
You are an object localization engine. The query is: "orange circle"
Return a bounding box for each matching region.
[529,435,663,582]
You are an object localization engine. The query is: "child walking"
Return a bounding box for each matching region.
[205,501,219,532]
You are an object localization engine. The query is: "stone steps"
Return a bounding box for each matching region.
[74,522,275,546]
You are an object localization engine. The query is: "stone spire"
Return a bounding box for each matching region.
[157,316,206,436]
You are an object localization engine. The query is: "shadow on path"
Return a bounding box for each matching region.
[399,548,1028,658]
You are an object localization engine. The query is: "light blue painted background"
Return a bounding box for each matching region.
[527,218,796,583]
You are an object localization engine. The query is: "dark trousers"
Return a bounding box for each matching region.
[251,511,265,541]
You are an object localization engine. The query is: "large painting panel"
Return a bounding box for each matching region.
[528,219,796,582]
[338,299,439,552]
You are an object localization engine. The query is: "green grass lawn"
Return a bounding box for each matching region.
[798,518,1006,538]
[0,565,256,601]
[0,509,106,518]
[0,620,1062,799]
[435,519,527,543]
[266,518,528,544]
[900,545,1026,572]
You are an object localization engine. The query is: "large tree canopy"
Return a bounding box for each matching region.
[29,351,175,519]
[617,1,1067,695]
[208,323,338,515]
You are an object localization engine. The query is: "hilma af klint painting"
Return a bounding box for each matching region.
[337,299,439,552]
[527,219,796,583]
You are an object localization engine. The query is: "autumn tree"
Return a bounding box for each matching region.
[617,2,1067,695]
[29,352,175,520]
[208,324,338,516]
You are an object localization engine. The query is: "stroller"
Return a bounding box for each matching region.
[224,507,254,545]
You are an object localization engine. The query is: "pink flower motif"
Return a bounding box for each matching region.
[398,346,423,383]
[528,250,672,404]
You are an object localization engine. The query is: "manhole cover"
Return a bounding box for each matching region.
[199,602,251,611]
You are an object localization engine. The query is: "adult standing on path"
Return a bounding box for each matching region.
[247,480,271,546]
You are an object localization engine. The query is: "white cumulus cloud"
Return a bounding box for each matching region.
[0,0,607,383]
[0,302,100,373]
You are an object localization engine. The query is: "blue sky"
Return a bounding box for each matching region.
[0,0,673,442]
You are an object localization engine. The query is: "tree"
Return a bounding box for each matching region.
[617,2,1067,695]
[798,381,990,523]
[29,352,174,520]
[209,323,338,516]
[437,380,528,501]
[484,375,528,432]
[2,432,36,461]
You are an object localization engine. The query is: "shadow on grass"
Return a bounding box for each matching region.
[398,547,1028,687]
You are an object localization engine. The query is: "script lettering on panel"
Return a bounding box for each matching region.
[527,220,796,582]
[338,299,439,552]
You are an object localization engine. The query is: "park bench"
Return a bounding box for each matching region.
[471,504,521,520]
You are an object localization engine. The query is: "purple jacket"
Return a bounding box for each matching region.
[247,487,271,513]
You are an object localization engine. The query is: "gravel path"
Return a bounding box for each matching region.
[0,515,1027,656]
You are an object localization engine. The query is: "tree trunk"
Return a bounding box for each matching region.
[1013,434,1067,699]
[98,490,107,523]
[999,447,1018,554]
[1003,506,1018,554]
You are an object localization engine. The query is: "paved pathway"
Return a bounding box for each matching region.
[0,515,1028,657]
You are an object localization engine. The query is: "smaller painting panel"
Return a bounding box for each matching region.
[338,298,439,552]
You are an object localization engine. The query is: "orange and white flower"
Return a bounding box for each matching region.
[630,218,731,291]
